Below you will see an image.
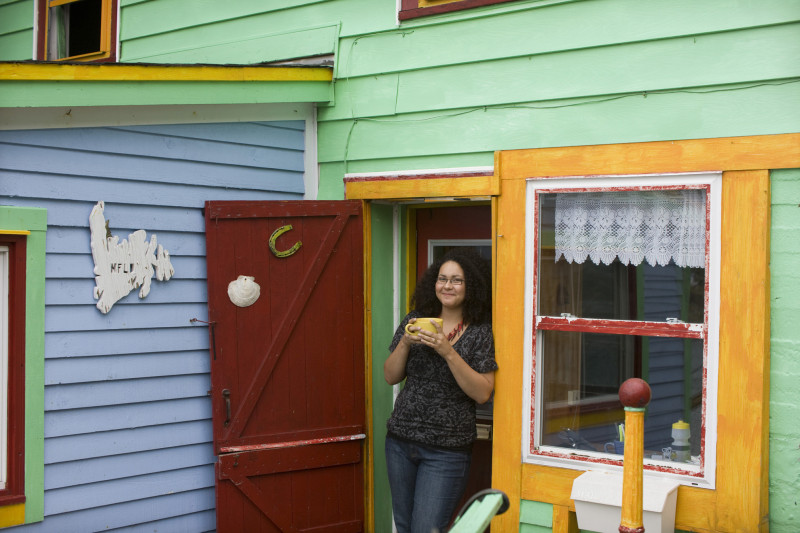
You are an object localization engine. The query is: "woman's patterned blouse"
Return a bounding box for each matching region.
[386,311,498,448]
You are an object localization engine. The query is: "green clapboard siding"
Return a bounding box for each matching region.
[337,0,800,78]
[318,81,800,166]
[0,30,33,61]
[325,23,800,121]
[0,0,33,35]
[119,0,395,63]
[770,168,800,533]
[0,0,33,61]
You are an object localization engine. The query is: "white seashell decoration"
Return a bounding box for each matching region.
[227,275,261,307]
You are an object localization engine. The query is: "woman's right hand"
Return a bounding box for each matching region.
[402,318,423,345]
[385,318,419,384]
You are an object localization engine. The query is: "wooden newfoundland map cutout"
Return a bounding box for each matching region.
[90,201,175,314]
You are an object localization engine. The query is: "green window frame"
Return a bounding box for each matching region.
[0,207,46,528]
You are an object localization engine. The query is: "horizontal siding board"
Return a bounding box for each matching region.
[45,443,215,490]
[45,375,210,410]
[47,254,205,279]
[45,303,210,332]
[45,327,209,358]
[336,0,800,78]
[43,228,206,256]
[0,30,33,61]
[0,145,305,192]
[325,23,800,121]
[125,23,340,64]
[5,489,216,533]
[45,397,212,437]
[45,351,210,385]
[105,509,217,533]
[45,420,212,463]
[1,174,302,215]
[0,0,32,35]
[318,81,800,162]
[46,279,207,305]
[121,0,333,40]
[119,121,306,145]
[1,127,305,171]
[46,466,215,515]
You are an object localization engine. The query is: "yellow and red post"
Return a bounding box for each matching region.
[618,378,651,533]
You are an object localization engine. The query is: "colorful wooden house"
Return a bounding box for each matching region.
[1,1,799,532]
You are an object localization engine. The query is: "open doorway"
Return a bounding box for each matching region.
[411,203,493,522]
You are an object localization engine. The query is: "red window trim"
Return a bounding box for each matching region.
[0,236,26,506]
[536,316,704,339]
[399,0,518,21]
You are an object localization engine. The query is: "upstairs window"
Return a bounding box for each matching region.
[37,0,118,61]
[399,0,518,21]
[523,173,721,487]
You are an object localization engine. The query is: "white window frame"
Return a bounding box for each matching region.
[522,172,721,489]
[427,239,491,266]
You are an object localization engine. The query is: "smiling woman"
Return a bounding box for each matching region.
[383,248,497,533]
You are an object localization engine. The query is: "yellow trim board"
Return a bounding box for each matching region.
[345,174,498,200]
[0,230,31,235]
[0,63,333,83]
[499,133,800,179]
[361,200,375,533]
[0,503,25,528]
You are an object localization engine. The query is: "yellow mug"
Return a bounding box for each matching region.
[405,318,443,336]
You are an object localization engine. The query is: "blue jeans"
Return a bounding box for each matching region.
[385,435,471,533]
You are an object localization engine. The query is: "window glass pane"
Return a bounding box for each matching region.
[538,193,705,322]
[538,330,702,464]
[47,0,102,59]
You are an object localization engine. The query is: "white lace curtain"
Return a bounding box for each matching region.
[554,189,706,268]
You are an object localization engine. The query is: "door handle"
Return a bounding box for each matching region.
[222,389,231,427]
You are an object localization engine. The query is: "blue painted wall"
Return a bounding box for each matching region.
[0,121,305,532]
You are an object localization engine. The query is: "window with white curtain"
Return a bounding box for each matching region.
[523,173,721,487]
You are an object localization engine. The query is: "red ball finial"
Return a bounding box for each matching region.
[619,378,651,408]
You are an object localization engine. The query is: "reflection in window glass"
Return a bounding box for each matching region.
[539,331,703,463]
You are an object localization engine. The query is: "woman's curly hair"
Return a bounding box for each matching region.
[411,248,492,325]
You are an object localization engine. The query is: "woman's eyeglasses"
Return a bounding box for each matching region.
[436,276,464,286]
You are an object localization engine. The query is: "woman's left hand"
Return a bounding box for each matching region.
[416,321,451,356]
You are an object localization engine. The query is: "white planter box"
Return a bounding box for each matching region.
[570,470,680,533]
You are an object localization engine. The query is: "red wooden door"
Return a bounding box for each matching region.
[205,201,365,533]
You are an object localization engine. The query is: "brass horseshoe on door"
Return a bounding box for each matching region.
[269,225,302,258]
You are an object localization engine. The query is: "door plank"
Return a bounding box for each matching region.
[222,211,354,444]
[218,441,362,478]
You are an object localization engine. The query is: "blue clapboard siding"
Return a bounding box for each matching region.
[641,265,696,451]
[0,121,306,532]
